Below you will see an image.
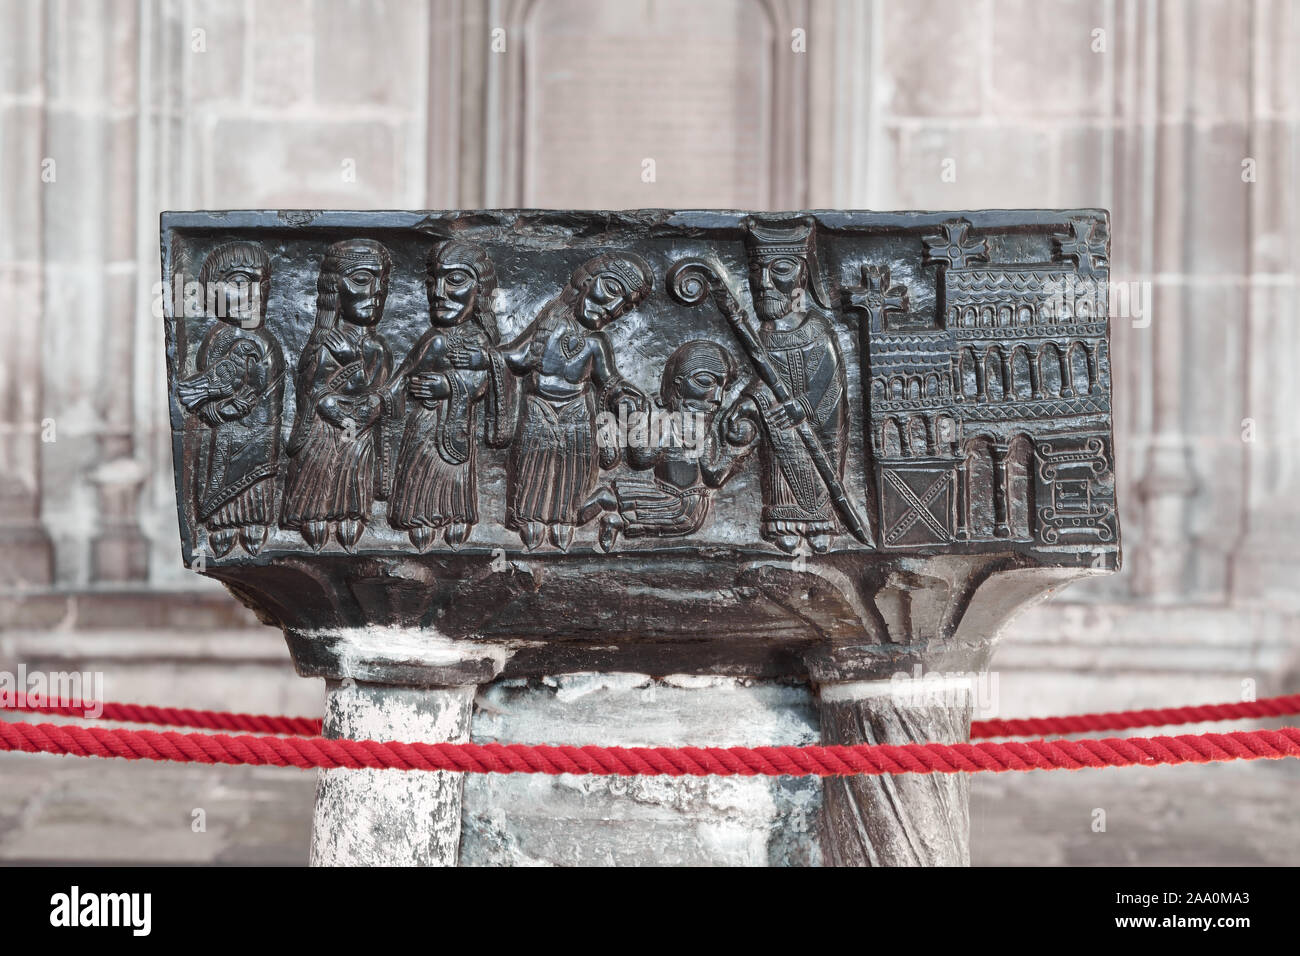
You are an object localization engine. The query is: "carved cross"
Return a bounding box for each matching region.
[921,219,989,270]
[843,264,909,333]
[1053,216,1108,277]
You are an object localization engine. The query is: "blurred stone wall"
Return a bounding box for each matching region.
[1,0,1298,863]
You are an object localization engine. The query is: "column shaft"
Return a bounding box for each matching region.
[818,679,972,866]
[310,680,475,867]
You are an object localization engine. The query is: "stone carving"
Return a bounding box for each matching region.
[1035,437,1116,543]
[498,253,653,551]
[845,216,1115,547]
[578,339,754,551]
[668,216,867,553]
[161,209,1121,871]
[387,240,516,551]
[282,239,395,552]
[162,213,1117,566]
[843,263,909,335]
[161,209,1119,680]
[176,241,285,557]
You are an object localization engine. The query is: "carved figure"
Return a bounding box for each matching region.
[499,253,652,551]
[386,240,516,551]
[176,241,285,557]
[719,217,852,554]
[579,339,754,551]
[281,239,394,551]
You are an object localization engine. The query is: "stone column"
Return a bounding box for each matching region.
[992,443,1012,539]
[38,0,149,584]
[311,679,475,867]
[1133,0,1197,600]
[0,0,54,588]
[1230,0,1300,610]
[818,678,973,866]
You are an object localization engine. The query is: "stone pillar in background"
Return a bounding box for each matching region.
[1133,0,1199,601]
[0,0,54,588]
[162,209,1118,866]
[36,0,149,584]
[1231,0,1300,611]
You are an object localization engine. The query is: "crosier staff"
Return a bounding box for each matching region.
[667,257,875,547]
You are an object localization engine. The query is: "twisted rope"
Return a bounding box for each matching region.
[6,700,323,736]
[2,719,1297,777]
[969,693,1300,739]
[5,693,1299,740]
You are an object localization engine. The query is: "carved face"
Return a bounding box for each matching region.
[338,258,387,326]
[578,272,631,330]
[671,366,728,416]
[211,265,268,327]
[748,255,806,322]
[428,257,478,327]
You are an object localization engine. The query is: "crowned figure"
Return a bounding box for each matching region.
[721,216,849,554]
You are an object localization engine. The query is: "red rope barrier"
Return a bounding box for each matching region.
[969,693,1300,739]
[1,718,1297,777]
[5,693,1299,739]
[6,700,323,736]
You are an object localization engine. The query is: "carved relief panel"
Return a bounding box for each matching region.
[162,210,1116,679]
[164,210,1117,566]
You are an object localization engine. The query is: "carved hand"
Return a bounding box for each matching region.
[710,282,742,318]
[446,348,484,370]
[408,372,450,401]
[769,398,809,431]
[610,379,650,414]
[178,367,238,409]
[599,438,620,470]
[318,394,348,428]
[322,329,359,363]
[722,396,760,447]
